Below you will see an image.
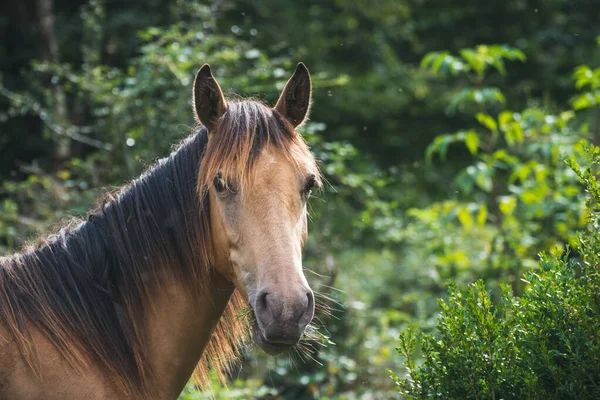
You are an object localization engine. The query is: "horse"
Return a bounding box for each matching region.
[0,62,321,399]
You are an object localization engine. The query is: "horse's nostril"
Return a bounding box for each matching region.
[255,289,284,320]
[306,291,314,307]
[257,290,269,312]
[300,290,315,326]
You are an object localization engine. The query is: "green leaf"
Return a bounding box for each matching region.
[421,51,444,69]
[498,196,517,216]
[498,110,513,126]
[477,205,487,226]
[465,130,479,155]
[476,113,498,132]
[572,92,598,110]
[475,172,492,192]
[457,206,473,229]
[460,48,485,75]
[490,57,506,75]
[468,162,494,192]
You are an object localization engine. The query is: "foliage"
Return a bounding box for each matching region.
[572,64,600,111]
[403,45,590,294]
[1,0,600,399]
[391,146,600,399]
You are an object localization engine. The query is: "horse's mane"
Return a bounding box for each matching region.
[0,100,315,398]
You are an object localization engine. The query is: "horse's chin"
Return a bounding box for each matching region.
[252,322,297,355]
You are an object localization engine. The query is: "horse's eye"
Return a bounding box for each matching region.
[303,175,316,196]
[213,176,226,194]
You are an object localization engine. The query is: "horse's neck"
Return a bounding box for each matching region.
[143,271,234,399]
[118,131,233,397]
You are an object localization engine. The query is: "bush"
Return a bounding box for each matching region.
[391,145,600,400]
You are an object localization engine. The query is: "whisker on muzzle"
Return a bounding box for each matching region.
[287,287,341,368]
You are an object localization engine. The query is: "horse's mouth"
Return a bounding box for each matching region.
[252,320,298,355]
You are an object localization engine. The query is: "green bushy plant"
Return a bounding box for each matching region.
[391,144,600,399]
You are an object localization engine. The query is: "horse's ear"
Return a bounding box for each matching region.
[193,64,227,132]
[275,62,312,127]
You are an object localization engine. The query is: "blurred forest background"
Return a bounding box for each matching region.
[1,0,600,399]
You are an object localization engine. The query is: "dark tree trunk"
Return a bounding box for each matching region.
[37,0,70,168]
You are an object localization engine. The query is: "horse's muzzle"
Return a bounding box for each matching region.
[252,287,315,353]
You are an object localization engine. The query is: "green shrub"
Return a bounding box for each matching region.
[391,145,600,400]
